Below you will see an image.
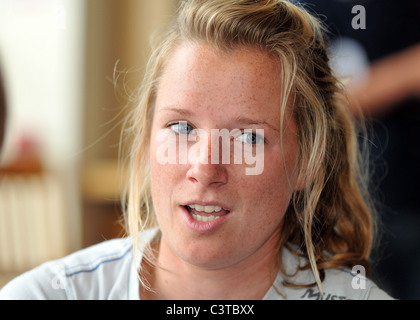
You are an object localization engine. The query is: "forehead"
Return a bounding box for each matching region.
[155,42,283,113]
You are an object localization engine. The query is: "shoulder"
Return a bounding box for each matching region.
[0,237,136,300]
[265,245,394,300]
[294,267,394,300]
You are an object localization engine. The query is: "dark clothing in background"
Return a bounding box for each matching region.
[301,0,420,299]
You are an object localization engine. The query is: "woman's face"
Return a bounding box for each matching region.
[149,42,300,270]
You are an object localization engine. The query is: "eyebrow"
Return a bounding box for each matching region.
[158,107,280,133]
[233,116,280,133]
[158,107,194,116]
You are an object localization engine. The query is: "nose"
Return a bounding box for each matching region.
[186,130,228,187]
[186,161,228,187]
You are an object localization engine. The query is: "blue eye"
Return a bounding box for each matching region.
[236,131,265,145]
[169,121,194,135]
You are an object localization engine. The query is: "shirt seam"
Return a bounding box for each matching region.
[65,244,132,277]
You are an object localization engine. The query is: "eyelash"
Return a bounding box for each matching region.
[168,121,195,135]
[167,121,266,145]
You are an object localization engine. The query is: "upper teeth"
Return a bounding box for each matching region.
[189,204,222,213]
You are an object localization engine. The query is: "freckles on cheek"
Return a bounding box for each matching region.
[151,162,177,195]
[241,165,291,211]
[150,164,178,231]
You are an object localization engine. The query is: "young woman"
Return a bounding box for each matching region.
[0,0,393,300]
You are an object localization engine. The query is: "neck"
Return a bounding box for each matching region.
[140,236,280,300]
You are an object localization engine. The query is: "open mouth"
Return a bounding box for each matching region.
[184,204,231,222]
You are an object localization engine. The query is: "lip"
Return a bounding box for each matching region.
[180,204,232,234]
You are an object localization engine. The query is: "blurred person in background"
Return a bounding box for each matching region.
[300,0,420,299]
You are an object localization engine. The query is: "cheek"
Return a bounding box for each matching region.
[238,153,295,219]
[150,137,176,211]
[228,170,291,255]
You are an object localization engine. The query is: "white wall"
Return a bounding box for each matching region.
[0,0,85,168]
[0,0,86,252]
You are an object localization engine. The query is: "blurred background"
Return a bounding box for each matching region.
[0,0,178,288]
[298,0,420,300]
[0,0,419,300]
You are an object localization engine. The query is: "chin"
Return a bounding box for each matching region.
[180,243,241,270]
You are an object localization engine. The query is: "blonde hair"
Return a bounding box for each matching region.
[122,0,376,296]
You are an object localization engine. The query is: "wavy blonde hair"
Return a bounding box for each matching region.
[121,0,377,296]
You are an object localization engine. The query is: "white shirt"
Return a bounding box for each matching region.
[0,228,393,300]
